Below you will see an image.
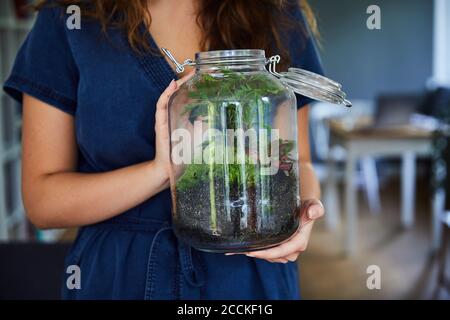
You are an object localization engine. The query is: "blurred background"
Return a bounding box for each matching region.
[0,0,449,299]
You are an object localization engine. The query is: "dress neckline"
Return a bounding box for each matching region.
[133,24,180,93]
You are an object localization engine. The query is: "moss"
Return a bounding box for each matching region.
[177,163,255,191]
[176,164,210,191]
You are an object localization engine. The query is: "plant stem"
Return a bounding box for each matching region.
[207,101,218,234]
[222,103,232,222]
[236,103,248,229]
[257,98,269,231]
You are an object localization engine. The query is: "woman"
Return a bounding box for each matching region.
[4,0,325,299]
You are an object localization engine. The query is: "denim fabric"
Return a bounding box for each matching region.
[3,2,322,300]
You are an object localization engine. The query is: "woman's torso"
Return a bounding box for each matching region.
[67,14,300,299]
[4,2,322,299]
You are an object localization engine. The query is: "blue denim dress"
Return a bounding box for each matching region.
[4,4,323,300]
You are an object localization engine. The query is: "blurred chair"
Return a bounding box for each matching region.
[423,87,450,298]
[431,125,450,296]
[427,87,450,251]
[321,94,435,255]
[435,208,449,296]
[310,100,381,230]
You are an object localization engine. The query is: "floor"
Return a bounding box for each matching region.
[299,176,450,300]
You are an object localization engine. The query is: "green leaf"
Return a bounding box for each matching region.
[176,68,294,191]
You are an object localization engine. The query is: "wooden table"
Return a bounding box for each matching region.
[327,119,433,256]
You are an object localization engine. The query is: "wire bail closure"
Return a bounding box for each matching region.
[161,48,195,73]
[163,48,281,75]
[267,55,282,78]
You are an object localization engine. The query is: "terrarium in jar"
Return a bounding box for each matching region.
[163,48,351,252]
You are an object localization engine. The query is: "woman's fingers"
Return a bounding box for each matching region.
[245,216,315,260]
[176,70,195,87]
[226,200,324,262]
[301,199,325,223]
[156,70,194,111]
[285,252,300,262]
[155,79,177,129]
[156,71,195,122]
[156,79,177,110]
[270,258,290,264]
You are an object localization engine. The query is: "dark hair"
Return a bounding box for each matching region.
[35,0,318,69]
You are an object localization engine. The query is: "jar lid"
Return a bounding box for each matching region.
[162,48,352,107]
[267,56,352,107]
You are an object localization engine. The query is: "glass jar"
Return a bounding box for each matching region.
[163,49,350,252]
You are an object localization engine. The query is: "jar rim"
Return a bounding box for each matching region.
[195,49,267,66]
[195,49,265,60]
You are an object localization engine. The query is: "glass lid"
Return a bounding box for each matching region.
[267,56,352,107]
[281,68,352,107]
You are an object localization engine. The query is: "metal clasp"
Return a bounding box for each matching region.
[161,48,195,73]
[267,55,282,78]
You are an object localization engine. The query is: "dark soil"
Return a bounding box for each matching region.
[174,170,300,252]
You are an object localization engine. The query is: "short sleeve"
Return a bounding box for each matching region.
[285,2,325,109]
[3,6,78,115]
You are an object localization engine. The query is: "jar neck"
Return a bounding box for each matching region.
[194,49,268,74]
[196,64,267,73]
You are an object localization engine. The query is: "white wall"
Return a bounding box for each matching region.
[432,0,450,88]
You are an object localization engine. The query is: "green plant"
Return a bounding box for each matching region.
[176,69,295,232]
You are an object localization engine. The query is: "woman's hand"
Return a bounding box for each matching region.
[229,199,325,263]
[154,72,194,174]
